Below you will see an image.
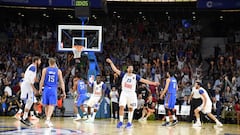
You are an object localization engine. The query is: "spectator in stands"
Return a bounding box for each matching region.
[137,83,150,101]
[7,95,21,116]
[55,88,65,117]
[0,96,7,115]
[211,97,222,120]
[235,100,240,124]
[224,86,233,102]
[3,76,12,97]
[110,86,119,119]
[133,94,145,120]
[182,96,189,106]
[139,95,155,121]
[221,97,236,123]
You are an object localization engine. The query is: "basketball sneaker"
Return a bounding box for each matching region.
[82,116,88,120]
[116,121,123,128]
[20,118,32,126]
[216,121,223,127]
[73,117,81,121]
[85,118,94,123]
[125,122,132,128]
[192,122,201,127]
[171,120,178,126]
[138,118,144,121]
[45,120,54,128]
[162,121,170,126]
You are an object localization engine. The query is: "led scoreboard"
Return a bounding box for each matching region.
[75,0,90,17]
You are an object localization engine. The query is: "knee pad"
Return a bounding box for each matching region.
[25,99,34,110]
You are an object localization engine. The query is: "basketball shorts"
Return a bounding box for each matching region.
[42,86,58,105]
[87,96,101,108]
[164,93,176,109]
[76,95,89,107]
[119,91,137,109]
[197,103,212,114]
[20,82,37,103]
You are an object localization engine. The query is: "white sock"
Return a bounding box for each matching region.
[17,109,22,114]
[197,118,201,123]
[23,112,28,120]
[47,117,50,121]
[88,115,91,119]
[215,119,220,123]
[172,115,177,120]
[128,111,133,123]
[36,111,39,115]
[77,113,80,118]
[119,116,124,122]
[92,112,96,120]
[166,116,170,122]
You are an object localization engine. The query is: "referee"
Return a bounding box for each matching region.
[188,85,202,122]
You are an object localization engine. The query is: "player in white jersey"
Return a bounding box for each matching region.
[85,75,106,122]
[20,56,41,126]
[193,82,223,127]
[106,58,159,128]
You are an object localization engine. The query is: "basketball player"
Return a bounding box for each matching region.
[85,75,106,122]
[106,58,159,128]
[160,70,178,126]
[20,56,41,126]
[72,75,89,121]
[39,58,66,127]
[192,82,223,127]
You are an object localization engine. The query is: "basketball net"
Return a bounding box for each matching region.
[73,45,84,59]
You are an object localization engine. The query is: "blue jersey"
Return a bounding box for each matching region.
[44,67,58,87]
[77,80,87,95]
[168,77,177,94]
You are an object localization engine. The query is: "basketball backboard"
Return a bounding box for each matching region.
[57,25,102,52]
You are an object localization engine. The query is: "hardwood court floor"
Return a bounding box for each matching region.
[0,116,239,135]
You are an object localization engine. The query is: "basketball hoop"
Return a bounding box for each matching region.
[73,45,84,59]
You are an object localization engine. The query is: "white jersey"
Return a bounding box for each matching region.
[121,72,141,92]
[23,64,37,84]
[199,87,212,106]
[93,81,104,97]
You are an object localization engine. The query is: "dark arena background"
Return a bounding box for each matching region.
[0,0,240,134]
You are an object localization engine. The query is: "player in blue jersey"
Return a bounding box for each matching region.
[72,75,89,121]
[39,58,66,127]
[160,70,178,126]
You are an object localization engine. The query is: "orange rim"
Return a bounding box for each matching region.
[73,45,84,52]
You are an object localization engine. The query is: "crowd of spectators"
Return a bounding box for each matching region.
[0,12,240,124]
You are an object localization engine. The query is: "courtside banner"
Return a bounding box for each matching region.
[197,0,240,9]
[0,0,103,8]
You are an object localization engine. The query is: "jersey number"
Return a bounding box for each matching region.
[48,75,55,82]
[173,83,176,89]
[80,84,85,89]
